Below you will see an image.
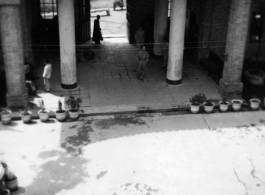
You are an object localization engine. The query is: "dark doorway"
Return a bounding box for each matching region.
[184,10,198,60]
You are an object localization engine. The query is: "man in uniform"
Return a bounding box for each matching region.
[136,45,149,81]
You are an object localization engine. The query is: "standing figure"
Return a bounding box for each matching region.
[162,37,169,71]
[42,59,52,92]
[92,15,103,44]
[136,45,149,81]
[135,27,145,49]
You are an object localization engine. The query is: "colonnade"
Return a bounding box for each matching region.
[0,0,252,107]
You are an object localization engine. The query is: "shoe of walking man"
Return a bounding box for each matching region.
[42,59,52,92]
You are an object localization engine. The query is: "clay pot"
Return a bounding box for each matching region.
[5,178,18,192]
[219,101,229,112]
[232,99,243,111]
[20,111,32,123]
[203,102,215,113]
[249,98,261,110]
[1,110,12,125]
[38,110,50,122]
[190,103,200,114]
[244,69,265,86]
[55,110,67,121]
[68,109,79,120]
[0,189,10,195]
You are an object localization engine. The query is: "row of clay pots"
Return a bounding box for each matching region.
[231,98,262,111]
[190,98,263,114]
[38,109,80,122]
[190,103,215,114]
[1,109,80,125]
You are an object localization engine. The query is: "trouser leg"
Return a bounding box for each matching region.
[44,78,50,91]
[141,65,145,77]
[46,78,50,91]
[139,64,144,80]
[137,63,141,74]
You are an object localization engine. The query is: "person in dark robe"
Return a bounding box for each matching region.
[92,15,103,44]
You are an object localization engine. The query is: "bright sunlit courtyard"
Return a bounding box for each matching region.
[0,112,265,195]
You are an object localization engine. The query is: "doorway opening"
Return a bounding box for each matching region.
[90,0,127,38]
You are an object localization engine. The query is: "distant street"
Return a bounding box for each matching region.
[91,8,126,36]
[0,111,265,195]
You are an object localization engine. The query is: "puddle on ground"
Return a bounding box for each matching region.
[94,116,146,130]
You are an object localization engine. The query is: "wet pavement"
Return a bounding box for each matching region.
[0,111,265,195]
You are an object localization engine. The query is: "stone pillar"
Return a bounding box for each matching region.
[219,0,252,98]
[0,0,28,108]
[21,0,34,65]
[153,0,169,56]
[166,0,187,85]
[58,0,77,89]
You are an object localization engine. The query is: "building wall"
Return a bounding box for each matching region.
[245,0,265,62]
[197,0,231,60]
[75,0,91,44]
[29,0,90,46]
[197,0,265,64]
[197,0,215,59]
[127,0,154,45]
[210,0,231,58]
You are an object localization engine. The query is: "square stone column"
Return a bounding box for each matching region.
[219,0,252,98]
[0,0,28,108]
[58,0,77,89]
[166,0,187,85]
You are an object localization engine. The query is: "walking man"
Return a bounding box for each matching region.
[136,45,149,81]
[42,59,52,92]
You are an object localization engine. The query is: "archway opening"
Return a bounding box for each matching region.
[90,0,127,39]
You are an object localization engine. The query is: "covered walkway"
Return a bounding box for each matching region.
[30,38,221,115]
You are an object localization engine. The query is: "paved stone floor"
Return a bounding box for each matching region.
[0,111,265,195]
[30,38,221,115]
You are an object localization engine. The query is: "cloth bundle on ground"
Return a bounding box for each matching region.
[26,80,37,95]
